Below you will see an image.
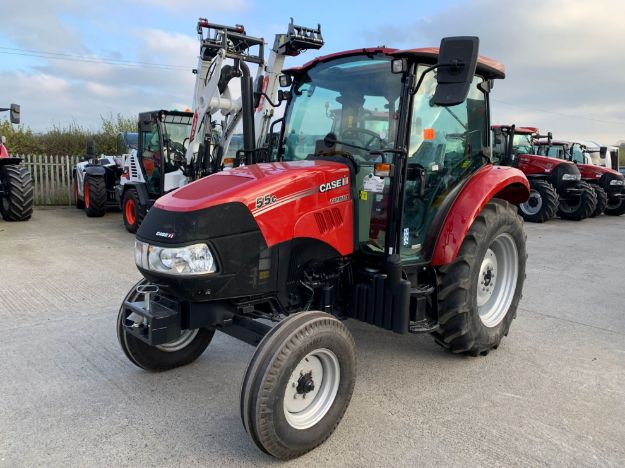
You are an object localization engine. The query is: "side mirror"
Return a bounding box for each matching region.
[10,104,20,124]
[279,74,292,87]
[433,36,479,107]
[1,136,6,144]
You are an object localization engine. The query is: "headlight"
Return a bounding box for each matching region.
[135,240,217,275]
[561,173,581,181]
[610,179,625,186]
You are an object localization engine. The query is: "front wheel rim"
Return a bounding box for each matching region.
[125,198,136,225]
[123,284,199,353]
[476,233,519,328]
[520,190,542,216]
[283,348,340,430]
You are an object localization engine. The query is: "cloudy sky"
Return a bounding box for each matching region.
[1,0,624,143]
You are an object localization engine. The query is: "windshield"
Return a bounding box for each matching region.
[571,144,586,164]
[512,133,533,155]
[281,54,403,163]
[124,132,138,150]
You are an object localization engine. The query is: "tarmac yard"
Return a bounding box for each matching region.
[1,207,624,467]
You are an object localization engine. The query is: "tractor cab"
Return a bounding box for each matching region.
[137,110,194,197]
[279,47,496,265]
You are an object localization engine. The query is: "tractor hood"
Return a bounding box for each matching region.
[155,160,351,214]
[517,153,579,174]
[135,159,354,301]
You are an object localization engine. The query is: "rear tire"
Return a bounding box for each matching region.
[84,175,107,217]
[117,280,214,371]
[122,188,145,233]
[73,176,85,209]
[590,185,607,217]
[518,179,558,223]
[557,181,596,221]
[241,311,356,460]
[0,164,34,221]
[434,198,526,356]
[604,195,625,216]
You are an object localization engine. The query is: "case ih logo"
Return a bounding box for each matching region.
[155,231,175,239]
[319,176,349,193]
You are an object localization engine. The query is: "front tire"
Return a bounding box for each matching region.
[241,311,356,460]
[604,195,625,216]
[117,280,214,371]
[518,179,559,223]
[590,185,607,217]
[434,199,526,356]
[84,175,107,217]
[0,164,34,221]
[122,188,145,233]
[557,181,596,221]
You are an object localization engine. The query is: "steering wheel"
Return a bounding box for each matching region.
[340,128,386,149]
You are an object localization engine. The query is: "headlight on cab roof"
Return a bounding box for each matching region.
[609,179,625,186]
[561,173,581,181]
[135,240,217,275]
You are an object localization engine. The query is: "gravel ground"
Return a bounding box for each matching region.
[1,207,624,467]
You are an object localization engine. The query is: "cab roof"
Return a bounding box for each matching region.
[492,125,540,135]
[284,47,505,80]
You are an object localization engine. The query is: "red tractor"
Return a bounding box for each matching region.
[117,37,529,459]
[0,104,33,222]
[534,139,625,216]
[492,125,596,221]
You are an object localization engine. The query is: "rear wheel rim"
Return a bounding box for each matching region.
[520,190,542,216]
[283,348,340,430]
[125,198,136,225]
[83,181,90,208]
[476,233,519,328]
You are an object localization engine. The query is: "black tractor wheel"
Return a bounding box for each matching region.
[590,185,607,217]
[117,280,214,372]
[434,198,526,356]
[557,181,596,221]
[72,176,85,209]
[604,195,625,216]
[518,179,558,223]
[83,175,107,217]
[122,188,145,233]
[241,311,356,460]
[0,164,34,221]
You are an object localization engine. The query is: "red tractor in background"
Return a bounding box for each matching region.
[534,139,625,216]
[116,37,529,459]
[492,125,596,222]
[0,104,34,222]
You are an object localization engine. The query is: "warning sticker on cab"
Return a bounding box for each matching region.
[363,173,385,193]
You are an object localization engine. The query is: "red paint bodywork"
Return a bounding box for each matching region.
[430,165,529,266]
[0,144,8,158]
[576,163,620,181]
[156,160,354,256]
[516,153,571,175]
[284,47,505,80]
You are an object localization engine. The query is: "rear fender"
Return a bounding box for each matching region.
[430,165,529,266]
[0,157,23,166]
[85,166,106,177]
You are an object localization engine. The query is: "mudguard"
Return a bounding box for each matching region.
[85,165,106,176]
[430,164,529,266]
[0,157,23,167]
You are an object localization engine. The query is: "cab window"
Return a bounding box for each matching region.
[401,72,487,261]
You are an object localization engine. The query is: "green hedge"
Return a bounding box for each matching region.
[0,114,136,157]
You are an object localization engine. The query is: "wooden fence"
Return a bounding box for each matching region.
[16,154,81,206]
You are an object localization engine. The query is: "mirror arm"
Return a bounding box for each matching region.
[411,62,461,95]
